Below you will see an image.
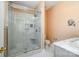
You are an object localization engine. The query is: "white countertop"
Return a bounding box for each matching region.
[53,38,79,56]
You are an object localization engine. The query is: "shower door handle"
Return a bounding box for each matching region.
[0,47,6,53]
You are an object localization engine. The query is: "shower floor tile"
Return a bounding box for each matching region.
[30,46,54,57]
[17,45,54,57]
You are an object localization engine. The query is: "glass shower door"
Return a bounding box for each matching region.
[8,6,41,57]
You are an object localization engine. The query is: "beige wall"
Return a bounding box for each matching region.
[46,1,79,41]
[45,10,48,39]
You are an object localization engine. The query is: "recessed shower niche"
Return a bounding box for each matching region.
[8,2,42,57]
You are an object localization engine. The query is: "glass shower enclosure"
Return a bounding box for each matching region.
[8,2,41,57]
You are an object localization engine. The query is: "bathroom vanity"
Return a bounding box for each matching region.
[53,38,79,57]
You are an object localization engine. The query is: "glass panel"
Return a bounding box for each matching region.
[8,6,41,56]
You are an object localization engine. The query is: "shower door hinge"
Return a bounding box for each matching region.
[0,47,6,53]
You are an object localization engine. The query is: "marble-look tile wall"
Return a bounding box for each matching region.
[8,6,41,56]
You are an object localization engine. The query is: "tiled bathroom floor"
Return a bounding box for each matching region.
[30,46,54,57]
[17,45,54,57]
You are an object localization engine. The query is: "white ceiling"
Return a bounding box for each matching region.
[11,1,58,10]
[45,1,59,10]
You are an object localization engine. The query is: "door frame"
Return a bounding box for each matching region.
[4,1,8,56]
[4,1,45,57]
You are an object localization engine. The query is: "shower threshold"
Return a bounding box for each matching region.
[16,49,41,57]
